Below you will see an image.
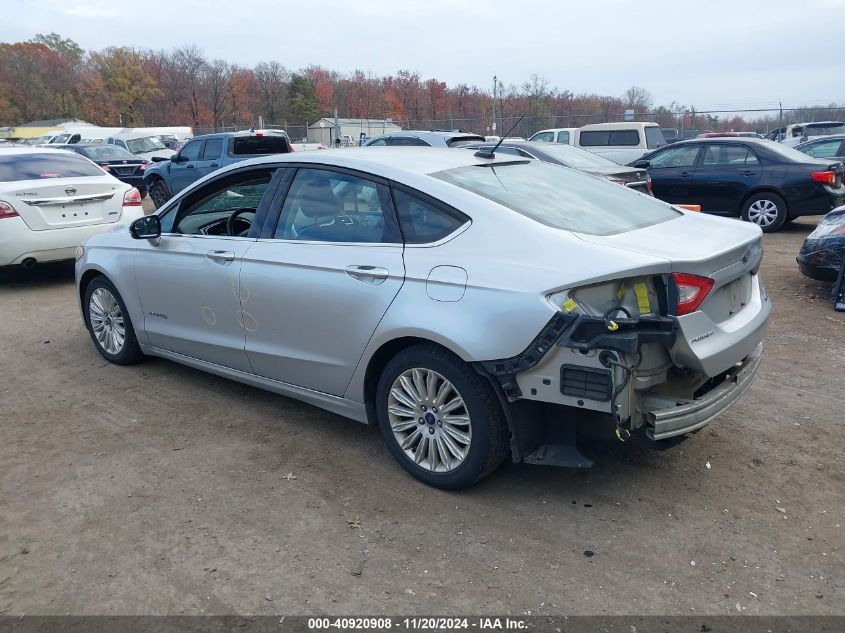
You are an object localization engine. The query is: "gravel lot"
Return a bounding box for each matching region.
[0,215,842,616]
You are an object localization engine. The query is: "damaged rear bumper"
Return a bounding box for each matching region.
[640,343,763,441]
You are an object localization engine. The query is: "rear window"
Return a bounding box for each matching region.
[446,136,485,147]
[0,153,105,181]
[231,135,291,155]
[431,160,680,236]
[79,146,135,161]
[579,130,640,146]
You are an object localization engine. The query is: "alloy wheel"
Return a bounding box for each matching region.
[387,368,472,473]
[89,288,126,355]
[745,198,779,227]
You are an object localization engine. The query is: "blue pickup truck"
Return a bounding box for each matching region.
[144,130,293,208]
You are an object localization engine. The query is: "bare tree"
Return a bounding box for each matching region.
[254,61,290,123]
[622,85,653,115]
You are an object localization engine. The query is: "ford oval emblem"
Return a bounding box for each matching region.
[65,186,77,196]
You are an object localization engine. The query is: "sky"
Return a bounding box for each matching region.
[2,0,843,111]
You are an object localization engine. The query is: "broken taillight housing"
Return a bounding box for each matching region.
[673,273,714,315]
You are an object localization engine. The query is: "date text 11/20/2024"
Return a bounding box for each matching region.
[307,617,528,630]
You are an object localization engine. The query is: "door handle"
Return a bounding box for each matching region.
[346,265,389,285]
[206,250,235,263]
[186,164,195,169]
[210,163,220,167]
[680,171,691,178]
[741,170,757,176]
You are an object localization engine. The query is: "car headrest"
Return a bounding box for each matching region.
[295,175,343,219]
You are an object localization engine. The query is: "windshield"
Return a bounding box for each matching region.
[125,136,167,154]
[431,161,680,236]
[531,143,620,169]
[79,146,136,161]
[0,153,105,180]
[33,135,54,144]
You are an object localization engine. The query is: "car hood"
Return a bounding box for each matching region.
[574,210,763,278]
[135,149,175,161]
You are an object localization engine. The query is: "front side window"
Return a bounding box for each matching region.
[802,139,843,158]
[556,131,570,144]
[392,189,467,244]
[531,132,554,143]
[274,168,396,243]
[178,140,203,162]
[163,170,273,235]
[701,145,760,166]
[432,161,680,236]
[648,144,700,169]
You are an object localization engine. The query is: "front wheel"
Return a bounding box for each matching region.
[148,179,171,209]
[741,192,787,232]
[375,345,509,489]
[83,276,143,365]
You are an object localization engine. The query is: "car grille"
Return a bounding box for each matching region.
[560,365,612,401]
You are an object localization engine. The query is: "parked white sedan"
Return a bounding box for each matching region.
[0,148,145,268]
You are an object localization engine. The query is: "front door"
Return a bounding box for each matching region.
[241,167,405,395]
[169,139,205,195]
[133,167,278,372]
[647,143,702,205]
[692,143,762,214]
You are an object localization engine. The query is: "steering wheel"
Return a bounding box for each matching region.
[226,208,254,236]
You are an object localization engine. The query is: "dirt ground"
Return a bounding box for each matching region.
[0,215,842,616]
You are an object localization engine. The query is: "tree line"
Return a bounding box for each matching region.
[1,33,842,136]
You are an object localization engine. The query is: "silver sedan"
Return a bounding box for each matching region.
[75,148,771,489]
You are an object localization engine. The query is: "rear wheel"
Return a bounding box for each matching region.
[741,192,787,232]
[375,345,509,489]
[148,178,171,209]
[83,276,143,365]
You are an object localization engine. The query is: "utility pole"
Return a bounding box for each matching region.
[492,75,497,134]
[778,101,783,138]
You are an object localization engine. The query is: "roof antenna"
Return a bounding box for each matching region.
[475,115,524,159]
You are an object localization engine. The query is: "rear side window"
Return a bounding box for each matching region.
[202,138,224,160]
[531,132,554,142]
[390,137,429,146]
[432,160,680,236]
[392,189,467,243]
[580,130,640,146]
[0,153,105,180]
[645,127,666,149]
[231,135,291,155]
[702,145,760,166]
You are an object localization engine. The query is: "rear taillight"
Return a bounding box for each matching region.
[673,273,715,316]
[646,175,653,193]
[123,188,142,206]
[99,163,111,173]
[811,171,836,185]
[0,200,19,219]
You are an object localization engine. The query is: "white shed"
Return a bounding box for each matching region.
[307,118,401,146]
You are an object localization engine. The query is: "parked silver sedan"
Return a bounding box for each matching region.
[75,148,771,489]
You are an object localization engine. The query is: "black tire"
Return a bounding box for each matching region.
[148,178,171,209]
[741,192,787,233]
[83,276,144,365]
[375,344,509,489]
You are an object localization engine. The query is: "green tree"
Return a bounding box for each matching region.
[287,73,320,124]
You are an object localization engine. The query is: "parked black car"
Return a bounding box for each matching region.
[460,140,652,194]
[632,138,845,232]
[794,134,845,164]
[57,143,149,195]
[797,205,845,282]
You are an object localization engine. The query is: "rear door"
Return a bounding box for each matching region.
[196,137,224,179]
[692,144,761,214]
[169,139,205,194]
[646,143,702,205]
[240,166,405,395]
[133,167,282,371]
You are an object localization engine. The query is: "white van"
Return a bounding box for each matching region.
[574,122,666,164]
[106,131,176,161]
[782,121,845,147]
[528,128,577,145]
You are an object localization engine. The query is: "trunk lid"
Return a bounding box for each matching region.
[5,177,127,230]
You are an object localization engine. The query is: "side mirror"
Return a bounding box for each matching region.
[171,154,187,163]
[150,156,167,163]
[130,215,161,240]
[632,159,651,169]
